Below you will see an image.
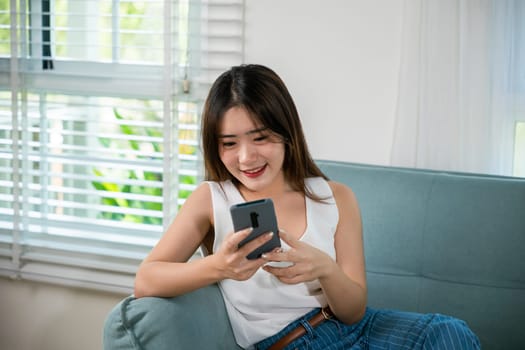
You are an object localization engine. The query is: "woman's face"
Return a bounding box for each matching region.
[218,106,286,194]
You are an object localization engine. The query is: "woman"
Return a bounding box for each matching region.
[134,64,480,349]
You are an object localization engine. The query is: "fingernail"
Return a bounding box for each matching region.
[267,232,274,237]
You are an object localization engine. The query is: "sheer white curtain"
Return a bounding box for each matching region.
[391,0,524,176]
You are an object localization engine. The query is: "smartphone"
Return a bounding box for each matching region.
[230,198,281,260]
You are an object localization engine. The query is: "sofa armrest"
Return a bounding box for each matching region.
[103,284,242,350]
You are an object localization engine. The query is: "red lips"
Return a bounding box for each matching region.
[241,164,267,178]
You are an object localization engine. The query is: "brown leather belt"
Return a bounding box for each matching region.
[267,307,334,350]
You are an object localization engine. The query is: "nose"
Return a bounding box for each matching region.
[238,142,257,164]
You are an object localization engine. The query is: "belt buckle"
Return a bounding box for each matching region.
[321,307,332,320]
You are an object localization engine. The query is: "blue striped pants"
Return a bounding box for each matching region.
[254,307,481,350]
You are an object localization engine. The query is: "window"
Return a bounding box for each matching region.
[514,122,525,177]
[509,2,525,177]
[0,0,244,293]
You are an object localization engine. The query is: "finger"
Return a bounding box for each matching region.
[278,229,298,248]
[264,264,310,284]
[277,275,303,284]
[264,260,295,268]
[222,227,253,252]
[239,231,275,257]
[263,263,297,275]
[229,227,254,246]
[261,247,285,261]
[264,246,298,263]
[264,265,302,283]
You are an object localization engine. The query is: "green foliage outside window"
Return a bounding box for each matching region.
[0,0,10,55]
[0,0,198,226]
[91,105,198,225]
[92,107,164,225]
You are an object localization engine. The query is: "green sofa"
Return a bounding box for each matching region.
[104,160,525,349]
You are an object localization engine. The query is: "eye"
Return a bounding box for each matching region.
[221,141,236,148]
[254,135,268,143]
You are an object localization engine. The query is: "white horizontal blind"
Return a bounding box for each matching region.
[0,0,244,293]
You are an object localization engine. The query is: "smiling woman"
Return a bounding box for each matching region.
[131,64,481,350]
[217,107,287,195]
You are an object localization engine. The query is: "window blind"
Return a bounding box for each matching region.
[0,0,244,294]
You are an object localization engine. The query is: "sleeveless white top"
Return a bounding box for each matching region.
[201,177,339,349]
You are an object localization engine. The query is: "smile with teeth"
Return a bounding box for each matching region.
[241,165,266,177]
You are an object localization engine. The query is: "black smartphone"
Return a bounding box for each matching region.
[230,198,281,260]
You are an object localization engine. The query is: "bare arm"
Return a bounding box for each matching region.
[262,181,367,324]
[317,181,367,323]
[134,183,274,298]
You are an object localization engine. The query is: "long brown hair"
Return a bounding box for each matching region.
[201,64,328,200]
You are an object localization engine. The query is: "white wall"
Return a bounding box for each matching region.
[244,0,404,165]
[0,2,405,349]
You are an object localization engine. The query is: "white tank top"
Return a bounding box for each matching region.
[202,177,339,348]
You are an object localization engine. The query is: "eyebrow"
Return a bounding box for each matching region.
[218,127,268,139]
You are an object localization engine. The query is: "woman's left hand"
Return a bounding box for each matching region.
[261,230,335,284]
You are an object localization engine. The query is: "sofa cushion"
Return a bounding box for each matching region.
[103,284,242,350]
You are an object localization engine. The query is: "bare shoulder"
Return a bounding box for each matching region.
[183,181,212,204]
[327,180,361,219]
[328,181,358,205]
[144,182,213,263]
[177,182,213,223]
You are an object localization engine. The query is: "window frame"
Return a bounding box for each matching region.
[1,0,245,294]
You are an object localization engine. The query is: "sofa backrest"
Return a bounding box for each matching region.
[317,160,525,349]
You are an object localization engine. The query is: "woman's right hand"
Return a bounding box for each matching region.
[213,228,275,281]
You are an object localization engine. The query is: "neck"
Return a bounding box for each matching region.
[237,178,294,201]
